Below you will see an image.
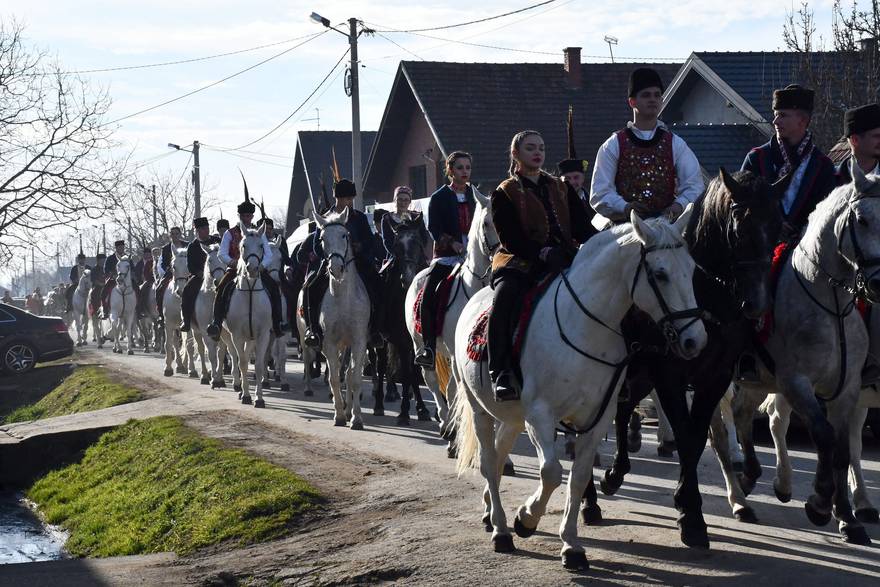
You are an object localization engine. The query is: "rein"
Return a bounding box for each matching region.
[321,222,355,273]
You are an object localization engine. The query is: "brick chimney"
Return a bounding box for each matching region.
[564,47,582,90]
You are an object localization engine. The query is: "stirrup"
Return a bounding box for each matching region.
[415,347,436,369]
[492,370,521,402]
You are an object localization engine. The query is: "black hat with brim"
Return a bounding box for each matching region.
[558,159,589,175]
[114,240,125,247]
[217,219,230,230]
[773,84,814,112]
[628,68,664,97]
[334,179,356,199]
[844,103,880,137]
[193,217,209,228]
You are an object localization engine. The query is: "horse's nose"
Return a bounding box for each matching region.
[683,337,697,353]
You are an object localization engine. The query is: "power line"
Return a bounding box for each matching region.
[201,148,293,168]
[199,144,291,159]
[373,31,425,61]
[47,32,325,75]
[170,152,194,192]
[104,31,327,126]
[221,47,350,152]
[372,0,558,33]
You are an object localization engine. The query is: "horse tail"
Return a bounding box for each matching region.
[450,380,479,476]
[758,394,775,416]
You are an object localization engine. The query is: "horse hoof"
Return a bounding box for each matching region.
[446,444,457,459]
[657,441,676,458]
[237,391,243,400]
[188,371,199,378]
[416,407,431,422]
[254,399,265,409]
[481,513,492,532]
[841,524,872,545]
[561,550,589,571]
[513,516,536,538]
[600,470,622,496]
[241,395,252,405]
[805,500,832,527]
[127,350,134,355]
[350,420,364,431]
[580,503,603,526]
[280,383,290,392]
[211,380,225,389]
[304,389,313,397]
[200,377,210,385]
[261,380,272,389]
[678,515,710,549]
[163,368,173,377]
[502,461,516,477]
[234,384,242,393]
[773,485,792,504]
[855,508,880,524]
[373,409,385,417]
[396,414,410,426]
[334,418,346,427]
[738,474,757,497]
[627,434,642,454]
[734,507,759,524]
[492,534,515,553]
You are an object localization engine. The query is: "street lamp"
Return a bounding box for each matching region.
[167,141,201,218]
[310,11,370,211]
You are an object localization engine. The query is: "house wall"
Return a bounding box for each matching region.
[666,73,752,125]
[382,108,442,202]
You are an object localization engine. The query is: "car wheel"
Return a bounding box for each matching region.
[3,342,36,375]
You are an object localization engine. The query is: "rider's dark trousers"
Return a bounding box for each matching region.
[488,269,531,379]
[180,275,203,328]
[65,284,76,311]
[155,273,173,319]
[419,262,454,351]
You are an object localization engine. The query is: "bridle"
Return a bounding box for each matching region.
[321,222,354,273]
[461,223,500,281]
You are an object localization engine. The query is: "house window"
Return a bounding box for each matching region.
[408,165,427,199]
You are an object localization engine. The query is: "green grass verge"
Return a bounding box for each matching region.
[4,365,141,423]
[28,416,322,557]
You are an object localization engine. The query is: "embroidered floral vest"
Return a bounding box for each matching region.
[614,128,676,214]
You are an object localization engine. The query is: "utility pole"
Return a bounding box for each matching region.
[32,248,35,293]
[152,184,158,241]
[348,18,363,211]
[193,140,201,218]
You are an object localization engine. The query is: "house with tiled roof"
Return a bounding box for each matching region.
[284,130,376,235]
[661,49,877,177]
[363,50,681,202]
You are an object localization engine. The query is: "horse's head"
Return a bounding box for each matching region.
[392,212,428,286]
[78,269,91,290]
[842,161,880,302]
[629,206,708,360]
[171,248,189,293]
[116,257,133,287]
[201,243,225,286]
[238,223,265,279]
[698,168,783,319]
[315,209,352,281]
[469,190,500,261]
[264,235,284,281]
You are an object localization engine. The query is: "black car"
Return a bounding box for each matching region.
[0,303,73,375]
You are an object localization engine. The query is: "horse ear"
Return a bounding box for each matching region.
[851,158,871,197]
[719,167,740,199]
[630,209,650,245]
[673,203,694,236]
[339,207,350,225]
[313,211,327,227]
[258,222,267,236]
[473,187,490,209]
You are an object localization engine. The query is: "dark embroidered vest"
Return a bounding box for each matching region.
[614,128,676,215]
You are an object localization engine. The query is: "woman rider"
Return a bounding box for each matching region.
[489,130,597,401]
[415,151,481,369]
[380,185,425,258]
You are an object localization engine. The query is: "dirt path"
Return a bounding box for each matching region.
[2,346,879,586]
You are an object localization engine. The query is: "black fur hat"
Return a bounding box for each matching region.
[628,68,664,98]
[334,179,356,199]
[773,84,814,113]
[844,103,880,137]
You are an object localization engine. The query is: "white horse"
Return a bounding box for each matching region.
[710,163,880,545]
[224,224,273,407]
[264,236,290,392]
[404,189,498,440]
[109,257,138,355]
[452,210,707,570]
[312,209,371,429]
[194,244,232,388]
[70,270,92,346]
[163,249,195,377]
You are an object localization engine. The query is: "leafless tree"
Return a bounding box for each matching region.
[783,1,880,150]
[0,20,129,264]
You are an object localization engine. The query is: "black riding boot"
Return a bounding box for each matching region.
[415,263,454,369]
[303,270,328,348]
[260,271,287,337]
[179,275,203,332]
[155,274,173,326]
[488,270,529,402]
[359,261,384,347]
[206,269,236,340]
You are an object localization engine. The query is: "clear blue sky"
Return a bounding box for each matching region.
[4,0,836,274]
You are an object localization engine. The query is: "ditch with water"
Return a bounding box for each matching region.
[0,491,66,564]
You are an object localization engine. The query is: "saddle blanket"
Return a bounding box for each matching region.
[413,272,456,336]
[466,273,556,362]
